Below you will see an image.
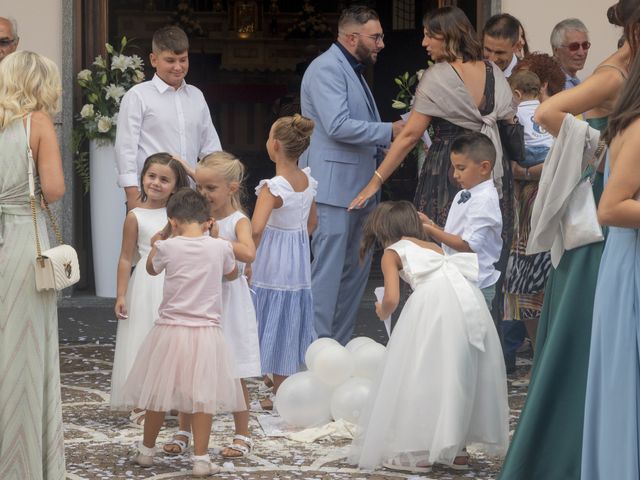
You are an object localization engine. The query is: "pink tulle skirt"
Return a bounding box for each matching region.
[121,324,246,414]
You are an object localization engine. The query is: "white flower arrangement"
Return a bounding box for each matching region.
[74,37,145,192]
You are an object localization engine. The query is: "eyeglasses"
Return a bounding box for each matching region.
[0,38,16,47]
[348,32,385,44]
[562,41,591,52]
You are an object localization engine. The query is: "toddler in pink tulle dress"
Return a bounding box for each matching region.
[123,188,246,477]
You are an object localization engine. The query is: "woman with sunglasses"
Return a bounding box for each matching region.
[498,2,639,479]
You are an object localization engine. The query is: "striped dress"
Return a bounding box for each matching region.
[252,168,317,376]
[0,118,66,479]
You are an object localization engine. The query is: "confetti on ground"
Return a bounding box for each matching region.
[60,341,531,479]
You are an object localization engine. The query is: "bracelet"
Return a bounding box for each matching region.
[374,170,384,183]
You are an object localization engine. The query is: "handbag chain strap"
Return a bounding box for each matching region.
[586,139,607,183]
[26,114,64,266]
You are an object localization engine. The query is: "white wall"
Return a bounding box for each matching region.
[502,0,622,79]
[4,1,63,72]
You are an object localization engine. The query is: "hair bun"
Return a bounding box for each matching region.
[291,113,315,138]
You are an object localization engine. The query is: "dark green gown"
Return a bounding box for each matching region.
[498,117,607,480]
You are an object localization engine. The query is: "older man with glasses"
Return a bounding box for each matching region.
[550,18,590,90]
[0,17,18,62]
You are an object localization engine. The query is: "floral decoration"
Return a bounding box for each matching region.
[286,0,332,39]
[74,36,145,192]
[170,0,205,37]
[391,68,430,174]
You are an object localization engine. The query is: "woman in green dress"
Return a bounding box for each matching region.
[498,3,637,478]
[0,51,66,479]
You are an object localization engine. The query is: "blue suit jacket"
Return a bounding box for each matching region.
[299,43,392,208]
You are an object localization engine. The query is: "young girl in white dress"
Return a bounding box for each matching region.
[349,201,508,474]
[194,151,261,458]
[251,114,318,409]
[110,153,190,422]
[124,188,246,477]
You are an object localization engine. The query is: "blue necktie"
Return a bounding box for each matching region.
[458,190,471,204]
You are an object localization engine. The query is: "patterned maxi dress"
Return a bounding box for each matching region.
[0,118,66,479]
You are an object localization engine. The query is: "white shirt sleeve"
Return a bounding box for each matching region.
[198,99,222,158]
[115,90,144,188]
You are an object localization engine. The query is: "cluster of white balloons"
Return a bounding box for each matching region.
[274,336,386,428]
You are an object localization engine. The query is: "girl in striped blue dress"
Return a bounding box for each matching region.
[251,114,318,409]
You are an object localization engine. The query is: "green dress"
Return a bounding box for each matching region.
[498,117,607,480]
[0,118,66,479]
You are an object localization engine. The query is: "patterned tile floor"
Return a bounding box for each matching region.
[59,335,530,480]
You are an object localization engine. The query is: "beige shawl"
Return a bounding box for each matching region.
[412,61,516,194]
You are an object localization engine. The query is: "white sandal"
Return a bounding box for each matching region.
[128,409,146,428]
[163,430,192,455]
[383,452,432,473]
[449,451,471,471]
[192,454,221,477]
[130,442,156,467]
[221,434,253,458]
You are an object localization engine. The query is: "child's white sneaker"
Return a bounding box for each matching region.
[131,442,156,467]
[192,454,221,477]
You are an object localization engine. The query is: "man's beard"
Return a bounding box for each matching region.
[355,43,377,66]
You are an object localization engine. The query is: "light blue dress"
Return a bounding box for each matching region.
[581,158,640,479]
[252,168,318,376]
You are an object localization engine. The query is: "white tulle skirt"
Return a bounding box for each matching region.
[348,275,509,468]
[110,258,164,410]
[121,324,246,414]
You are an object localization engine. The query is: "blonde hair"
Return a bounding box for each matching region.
[198,151,246,212]
[271,114,314,159]
[0,51,61,130]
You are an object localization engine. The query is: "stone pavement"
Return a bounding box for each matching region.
[58,287,531,480]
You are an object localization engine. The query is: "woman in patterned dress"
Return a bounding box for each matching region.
[0,51,66,479]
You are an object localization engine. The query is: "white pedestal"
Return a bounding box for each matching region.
[89,140,124,297]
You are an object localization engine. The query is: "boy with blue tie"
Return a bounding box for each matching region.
[421,132,503,307]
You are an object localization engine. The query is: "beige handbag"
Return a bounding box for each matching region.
[560,140,607,250]
[26,115,80,291]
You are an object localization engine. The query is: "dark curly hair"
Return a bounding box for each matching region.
[514,52,565,97]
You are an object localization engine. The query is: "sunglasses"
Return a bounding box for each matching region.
[562,41,591,52]
[0,38,15,47]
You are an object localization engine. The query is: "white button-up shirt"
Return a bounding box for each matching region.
[443,179,503,289]
[115,74,222,188]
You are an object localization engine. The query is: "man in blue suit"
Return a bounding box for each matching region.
[300,6,403,345]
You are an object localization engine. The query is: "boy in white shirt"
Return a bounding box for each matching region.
[421,132,503,307]
[115,25,222,210]
[508,69,554,169]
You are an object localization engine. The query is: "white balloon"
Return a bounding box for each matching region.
[330,377,373,424]
[274,372,331,428]
[345,336,375,353]
[352,342,386,380]
[305,337,340,370]
[312,344,354,387]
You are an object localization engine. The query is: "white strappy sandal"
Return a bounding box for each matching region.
[221,434,254,458]
[163,430,192,455]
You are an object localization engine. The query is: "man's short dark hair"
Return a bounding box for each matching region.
[338,5,379,30]
[483,13,520,45]
[166,188,210,224]
[451,132,496,167]
[152,26,189,54]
